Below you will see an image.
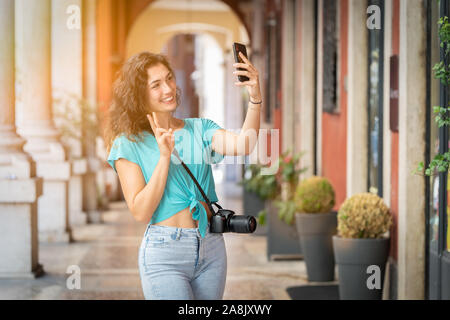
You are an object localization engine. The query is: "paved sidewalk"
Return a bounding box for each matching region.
[0,182,317,300]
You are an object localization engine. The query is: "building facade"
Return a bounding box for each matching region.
[0,0,448,299]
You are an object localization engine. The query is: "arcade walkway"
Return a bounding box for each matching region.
[0,182,319,300]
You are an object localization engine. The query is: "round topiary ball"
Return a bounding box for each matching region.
[294,176,335,213]
[337,192,392,239]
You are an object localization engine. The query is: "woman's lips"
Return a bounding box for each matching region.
[161,96,174,103]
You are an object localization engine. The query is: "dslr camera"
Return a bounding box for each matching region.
[209,202,257,234]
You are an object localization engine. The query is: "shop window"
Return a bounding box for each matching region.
[322,0,339,113]
[367,0,384,196]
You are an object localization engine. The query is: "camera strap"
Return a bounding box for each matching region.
[172,148,222,215]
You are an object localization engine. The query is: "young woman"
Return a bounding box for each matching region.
[105,51,261,300]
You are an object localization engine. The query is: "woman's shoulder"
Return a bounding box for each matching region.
[185,117,217,127]
[111,132,148,149]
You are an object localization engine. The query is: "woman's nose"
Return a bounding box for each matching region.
[162,80,173,93]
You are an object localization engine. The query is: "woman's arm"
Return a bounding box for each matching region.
[115,113,175,223]
[212,52,262,157]
[212,103,261,156]
[115,155,171,223]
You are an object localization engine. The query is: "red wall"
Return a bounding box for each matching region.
[390,0,400,262]
[321,0,348,210]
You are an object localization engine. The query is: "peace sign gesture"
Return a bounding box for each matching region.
[146,112,175,159]
[233,52,262,102]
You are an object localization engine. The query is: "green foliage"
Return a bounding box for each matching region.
[257,209,267,226]
[53,91,102,143]
[239,163,279,201]
[337,193,392,239]
[274,150,307,225]
[433,61,450,86]
[418,16,450,176]
[277,149,307,186]
[418,151,450,176]
[239,149,307,202]
[439,16,450,56]
[273,199,297,225]
[433,104,450,127]
[294,176,335,214]
[239,150,307,226]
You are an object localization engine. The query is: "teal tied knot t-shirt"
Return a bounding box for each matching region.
[107,118,224,238]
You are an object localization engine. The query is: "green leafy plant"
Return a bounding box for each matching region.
[273,149,307,225]
[240,163,279,201]
[418,16,450,176]
[239,163,278,227]
[294,176,335,214]
[53,91,102,146]
[257,208,267,226]
[273,200,297,225]
[337,193,392,239]
[240,150,306,226]
[277,149,307,186]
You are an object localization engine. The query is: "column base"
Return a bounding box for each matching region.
[0,263,44,279]
[86,210,104,224]
[39,229,73,243]
[70,210,88,226]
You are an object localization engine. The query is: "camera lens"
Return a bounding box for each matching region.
[228,215,257,233]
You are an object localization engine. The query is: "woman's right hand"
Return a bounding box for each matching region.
[147,112,175,159]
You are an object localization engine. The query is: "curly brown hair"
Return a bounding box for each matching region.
[104,52,180,151]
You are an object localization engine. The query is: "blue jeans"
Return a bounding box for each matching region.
[138,223,227,300]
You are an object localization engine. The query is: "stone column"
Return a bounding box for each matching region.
[15,0,73,243]
[82,0,104,223]
[398,0,426,300]
[0,0,44,278]
[346,0,368,196]
[315,0,324,175]
[51,0,87,227]
[298,0,316,179]
[281,0,295,153]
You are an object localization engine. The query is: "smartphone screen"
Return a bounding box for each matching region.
[233,42,249,82]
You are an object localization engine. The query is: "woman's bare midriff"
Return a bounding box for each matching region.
[153,200,213,228]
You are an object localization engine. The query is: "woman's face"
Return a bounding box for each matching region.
[146,63,177,113]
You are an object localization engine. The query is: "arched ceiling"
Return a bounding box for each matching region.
[126,0,250,57]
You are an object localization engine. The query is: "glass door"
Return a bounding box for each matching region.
[426,0,450,300]
[367,0,384,196]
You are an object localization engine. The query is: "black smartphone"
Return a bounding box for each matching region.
[233,42,249,82]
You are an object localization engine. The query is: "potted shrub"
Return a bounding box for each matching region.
[266,150,306,260]
[294,176,337,282]
[273,150,307,225]
[332,193,393,300]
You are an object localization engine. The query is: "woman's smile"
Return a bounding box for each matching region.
[161,95,175,104]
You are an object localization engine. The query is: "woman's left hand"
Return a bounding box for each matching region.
[233,52,262,102]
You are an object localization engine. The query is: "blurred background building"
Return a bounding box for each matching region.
[0,0,449,300]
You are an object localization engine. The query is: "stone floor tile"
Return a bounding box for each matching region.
[0,182,311,300]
